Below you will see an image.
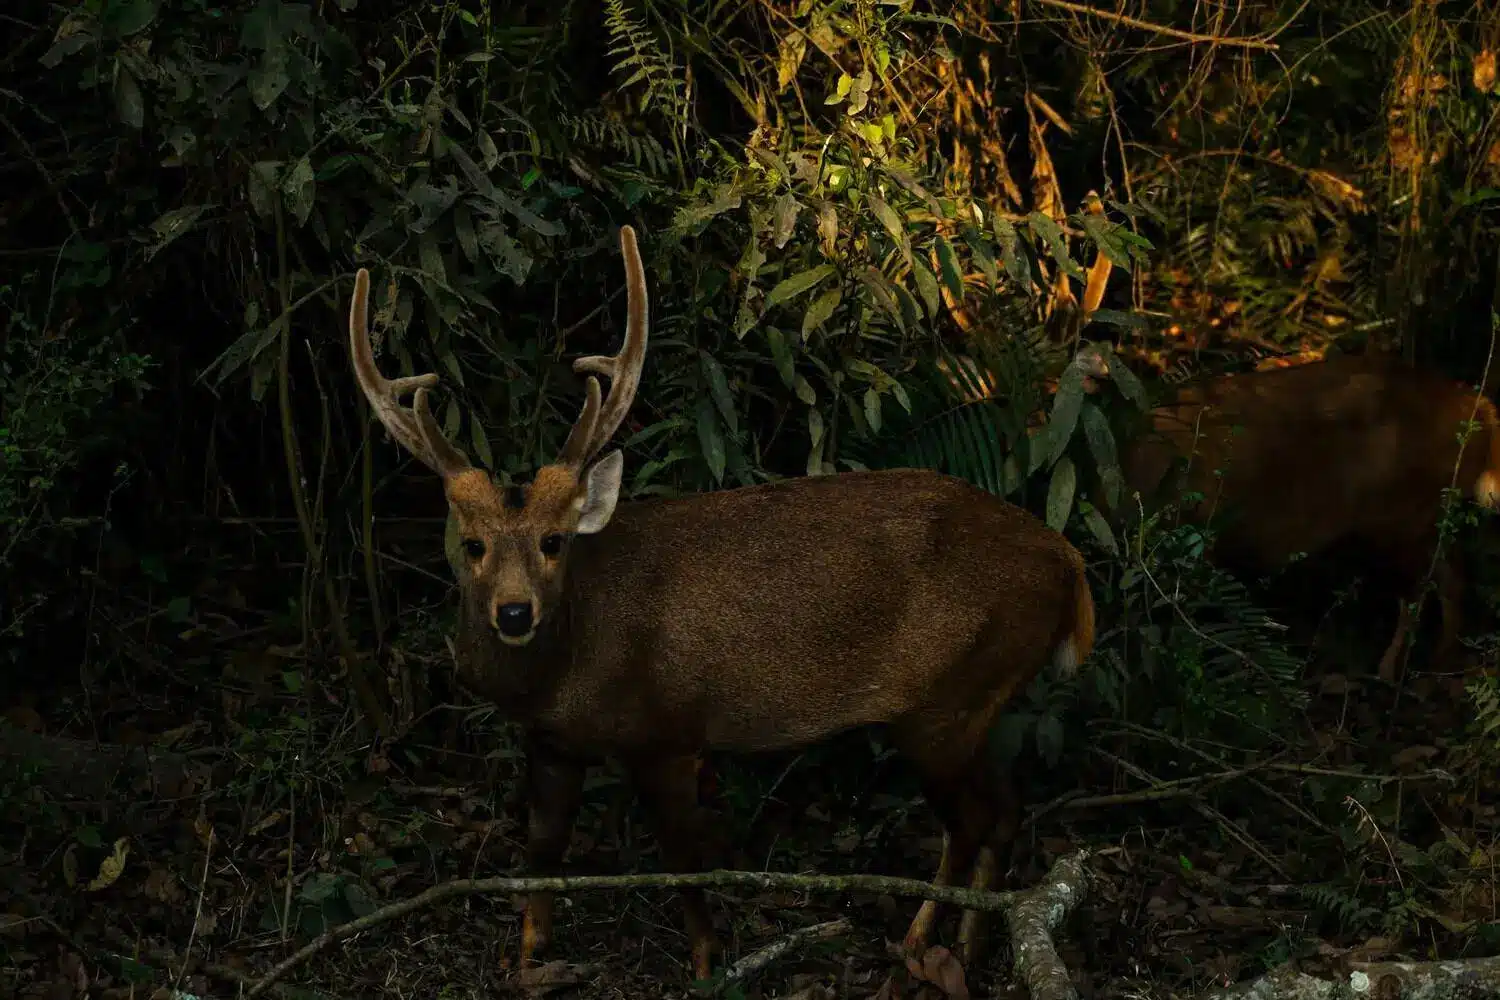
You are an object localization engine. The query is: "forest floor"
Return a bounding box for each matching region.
[2,561,1498,1000]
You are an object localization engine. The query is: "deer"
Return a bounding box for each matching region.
[1118,351,1500,682]
[347,225,1097,982]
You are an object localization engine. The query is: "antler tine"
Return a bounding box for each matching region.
[348,268,472,478]
[558,225,650,471]
[558,376,604,468]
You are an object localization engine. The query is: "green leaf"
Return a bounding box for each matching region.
[443,397,461,439]
[793,374,817,405]
[863,388,883,434]
[447,141,498,201]
[765,328,796,388]
[767,264,837,308]
[699,351,738,435]
[828,72,854,104]
[406,180,460,234]
[470,416,494,470]
[165,596,192,623]
[114,64,144,129]
[1028,211,1084,280]
[854,266,904,331]
[488,188,563,237]
[802,286,842,338]
[891,381,912,414]
[1045,456,1077,531]
[911,257,940,320]
[247,47,291,111]
[1082,505,1118,555]
[104,0,157,37]
[1079,213,1132,269]
[1032,363,1086,474]
[991,216,1032,288]
[806,407,826,475]
[883,166,945,219]
[40,30,93,69]
[962,225,998,291]
[891,283,921,333]
[206,322,278,386]
[282,156,316,228]
[846,68,873,116]
[1106,353,1148,409]
[1088,309,1151,330]
[623,416,686,449]
[696,398,725,484]
[817,201,839,257]
[844,359,884,383]
[1079,401,1123,509]
[772,192,800,248]
[478,220,531,284]
[867,194,914,269]
[477,130,499,171]
[247,161,282,221]
[145,204,209,262]
[453,202,478,263]
[934,235,965,303]
[674,183,745,232]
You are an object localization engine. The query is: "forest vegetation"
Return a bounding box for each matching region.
[2,0,1499,997]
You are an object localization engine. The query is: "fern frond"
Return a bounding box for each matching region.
[603,0,687,126]
[556,112,675,176]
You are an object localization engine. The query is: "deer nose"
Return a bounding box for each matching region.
[495,602,534,637]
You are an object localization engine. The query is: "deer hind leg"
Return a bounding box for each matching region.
[628,753,718,982]
[955,768,1020,967]
[519,739,586,968]
[1376,596,1416,684]
[894,718,1013,967]
[1377,552,1466,683]
[1431,554,1465,669]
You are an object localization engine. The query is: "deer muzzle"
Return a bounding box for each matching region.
[491,598,540,646]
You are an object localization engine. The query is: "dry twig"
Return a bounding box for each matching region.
[247,852,1092,997]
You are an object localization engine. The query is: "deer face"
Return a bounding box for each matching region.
[445,458,623,646]
[348,225,649,646]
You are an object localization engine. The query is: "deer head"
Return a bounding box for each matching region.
[349,226,650,647]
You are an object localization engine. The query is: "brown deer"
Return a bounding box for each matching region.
[347,226,1096,981]
[1119,352,1500,681]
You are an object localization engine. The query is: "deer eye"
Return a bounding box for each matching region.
[462,538,486,560]
[539,533,566,557]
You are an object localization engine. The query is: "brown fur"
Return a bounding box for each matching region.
[349,227,1096,980]
[1120,353,1500,680]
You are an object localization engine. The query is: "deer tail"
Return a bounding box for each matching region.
[1052,551,1095,677]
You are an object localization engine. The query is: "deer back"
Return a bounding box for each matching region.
[1122,354,1500,573]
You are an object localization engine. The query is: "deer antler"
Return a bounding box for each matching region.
[349,268,472,478]
[557,225,650,470]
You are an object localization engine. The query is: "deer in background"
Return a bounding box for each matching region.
[348,226,1096,981]
[1120,352,1500,681]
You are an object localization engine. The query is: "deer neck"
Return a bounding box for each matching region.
[451,588,574,720]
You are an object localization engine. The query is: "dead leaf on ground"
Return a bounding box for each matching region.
[515,959,592,993]
[142,867,184,905]
[905,945,971,999]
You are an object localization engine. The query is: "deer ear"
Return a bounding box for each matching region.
[575,449,624,534]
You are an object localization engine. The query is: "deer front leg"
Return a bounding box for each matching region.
[520,737,585,968]
[628,753,719,982]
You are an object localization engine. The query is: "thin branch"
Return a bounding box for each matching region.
[713,917,853,996]
[246,866,1038,997]
[1029,0,1280,51]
